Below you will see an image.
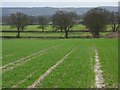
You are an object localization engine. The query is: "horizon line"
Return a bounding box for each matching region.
[1,5,118,8]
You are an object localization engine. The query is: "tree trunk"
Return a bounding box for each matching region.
[112,24,116,32]
[95,31,100,38]
[65,30,68,38]
[60,28,63,32]
[42,28,44,32]
[115,25,119,31]
[42,25,44,32]
[17,27,20,38]
[92,31,99,38]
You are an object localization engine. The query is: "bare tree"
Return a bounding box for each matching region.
[84,8,108,38]
[38,16,48,32]
[109,12,119,32]
[10,12,29,38]
[28,16,35,25]
[52,11,77,38]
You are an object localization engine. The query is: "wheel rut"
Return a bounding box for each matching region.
[28,47,76,88]
[2,45,58,73]
[94,47,105,88]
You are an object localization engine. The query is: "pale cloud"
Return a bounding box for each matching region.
[2,0,120,2]
[1,0,119,7]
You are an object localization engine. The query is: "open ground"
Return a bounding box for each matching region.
[0,24,112,38]
[2,38,118,88]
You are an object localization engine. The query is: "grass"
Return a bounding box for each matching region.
[2,39,59,65]
[2,38,118,88]
[1,32,64,37]
[71,24,86,30]
[95,39,118,88]
[0,39,2,89]
[0,24,112,38]
[1,32,110,37]
[38,41,95,88]
[1,24,86,31]
[68,32,92,37]
[1,24,112,31]
[3,44,74,88]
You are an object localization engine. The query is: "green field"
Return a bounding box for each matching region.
[1,32,94,37]
[0,24,112,38]
[1,24,112,31]
[2,38,118,88]
[1,24,86,31]
[0,32,110,37]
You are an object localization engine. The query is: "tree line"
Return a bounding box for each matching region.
[4,7,120,38]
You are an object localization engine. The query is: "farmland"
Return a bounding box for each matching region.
[1,32,94,38]
[1,24,112,31]
[1,3,119,89]
[0,24,113,38]
[1,24,86,31]
[2,38,118,88]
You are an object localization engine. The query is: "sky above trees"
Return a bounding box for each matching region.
[2,0,119,7]
[2,0,119,2]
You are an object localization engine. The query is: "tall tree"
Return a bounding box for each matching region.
[28,16,35,25]
[84,8,108,38]
[10,12,29,37]
[38,16,48,32]
[109,12,119,32]
[52,11,77,38]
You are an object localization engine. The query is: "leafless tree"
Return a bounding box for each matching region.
[10,12,29,37]
[84,8,108,38]
[38,16,48,32]
[52,11,77,38]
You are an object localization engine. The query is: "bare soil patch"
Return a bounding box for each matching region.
[105,32,118,38]
[94,48,105,88]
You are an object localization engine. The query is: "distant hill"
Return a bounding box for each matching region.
[2,6,118,16]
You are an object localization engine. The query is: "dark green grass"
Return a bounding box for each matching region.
[0,39,2,88]
[1,32,110,37]
[2,38,118,88]
[1,32,64,37]
[38,41,95,88]
[2,39,60,65]
[2,44,74,88]
[95,39,118,88]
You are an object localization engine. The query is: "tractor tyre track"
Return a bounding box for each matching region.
[12,69,38,88]
[2,45,58,73]
[94,47,105,88]
[28,47,76,88]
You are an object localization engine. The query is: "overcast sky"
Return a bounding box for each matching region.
[1,0,119,7]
